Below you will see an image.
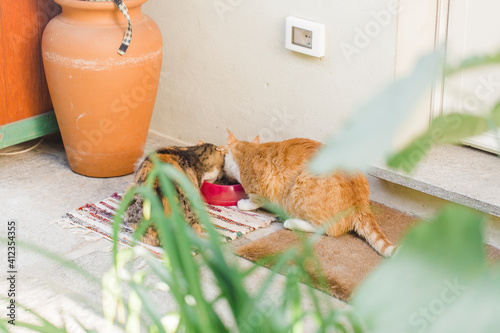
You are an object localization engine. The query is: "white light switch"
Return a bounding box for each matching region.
[286,16,325,57]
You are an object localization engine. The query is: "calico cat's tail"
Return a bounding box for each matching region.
[353,211,397,257]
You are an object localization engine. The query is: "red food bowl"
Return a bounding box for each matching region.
[200,181,248,206]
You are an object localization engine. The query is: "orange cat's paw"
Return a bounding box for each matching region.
[284,219,320,233]
[237,199,261,211]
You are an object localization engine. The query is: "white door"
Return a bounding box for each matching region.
[441,0,500,153]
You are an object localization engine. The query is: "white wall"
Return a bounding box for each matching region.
[142,0,398,145]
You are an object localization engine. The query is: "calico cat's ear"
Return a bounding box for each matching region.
[227,129,237,145]
[216,145,226,153]
[251,135,260,144]
[196,140,204,145]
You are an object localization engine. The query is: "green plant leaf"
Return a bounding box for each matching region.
[0,299,71,333]
[113,150,365,333]
[126,271,145,333]
[160,312,181,333]
[424,269,500,333]
[387,113,491,173]
[309,52,440,173]
[0,237,99,285]
[387,50,500,173]
[446,50,500,76]
[351,205,496,333]
[102,257,126,324]
[128,282,166,333]
[491,100,500,126]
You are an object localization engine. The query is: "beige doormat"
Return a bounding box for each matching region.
[236,202,500,301]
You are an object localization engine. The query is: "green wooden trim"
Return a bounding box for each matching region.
[0,111,60,149]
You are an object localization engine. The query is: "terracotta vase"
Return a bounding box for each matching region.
[42,0,162,177]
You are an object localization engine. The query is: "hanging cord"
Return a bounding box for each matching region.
[84,0,132,55]
[0,138,44,156]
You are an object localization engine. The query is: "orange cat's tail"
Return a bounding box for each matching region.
[353,211,397,257]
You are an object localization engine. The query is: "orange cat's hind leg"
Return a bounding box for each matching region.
[325,216,354,238]
[323,211,396,257]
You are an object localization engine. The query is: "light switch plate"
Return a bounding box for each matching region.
[285,16,325,57]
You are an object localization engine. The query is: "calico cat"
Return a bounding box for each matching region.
[223,131,396,256]
[124,141,226,246]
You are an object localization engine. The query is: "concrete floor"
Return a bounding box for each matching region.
[0,132,342,332]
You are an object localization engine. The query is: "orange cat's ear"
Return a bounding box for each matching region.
[196,140,204,145]
[251,135,260,144]
[227,129,237,145]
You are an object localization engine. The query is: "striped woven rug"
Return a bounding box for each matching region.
[60,193,277,258]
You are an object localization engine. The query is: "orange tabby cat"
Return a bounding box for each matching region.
[223,131,396,256]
